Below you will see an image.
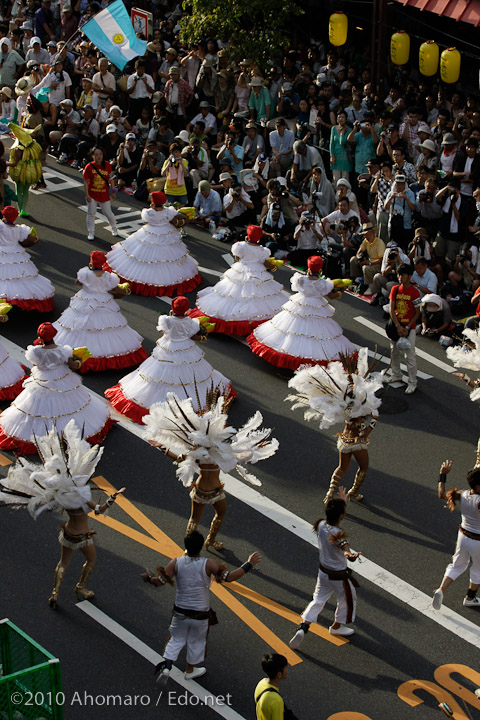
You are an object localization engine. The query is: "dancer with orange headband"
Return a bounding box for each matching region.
[105,191,201,297]
[189,225,288,336]
[105,296,234,423]
[52,251,148,372]
[0,205,54,312]
[248,255,355,370]
[0,322,113,454]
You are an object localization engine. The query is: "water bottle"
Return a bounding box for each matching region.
[208,219,216,235]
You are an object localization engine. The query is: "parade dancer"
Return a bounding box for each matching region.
[53,251,148,372]
[0,205,54,312]
[143,387,278,550]
[289,487,361,647]
[0,420,124,607]
[188,225,288,336]
[105,191,201,297]
[432,457,480,610]
[447,327,480,401]
[0,302,28,400]
[141,530,261,684]
[105,296,234,423]
[7,123,42,217]
[0,323,113,454]
[247,255,355,370]
[287,348,385,503]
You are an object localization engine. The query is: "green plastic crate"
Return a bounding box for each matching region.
[0,620,63,720]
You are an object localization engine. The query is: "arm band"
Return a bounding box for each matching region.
[94,504,101,515]
[439,473,447,484]
[106,496,115,507]
[241,561,253,573]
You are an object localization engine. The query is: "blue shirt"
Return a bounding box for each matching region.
[411,268,438,296]
[221,144,244,181]
[385,188,416,230]
[194,189,222,216]
[353,131,376,174]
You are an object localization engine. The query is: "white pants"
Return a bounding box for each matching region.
[190,168,208,189]
[86,199,117,235]
[445,531,480,584]
[390,328,417,385]
[163,613,209,665]
[302,569,357,625]
[332,169,350,184]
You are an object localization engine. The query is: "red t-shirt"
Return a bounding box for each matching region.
[83,161,112,203]
[389,283,421,328]
[474,286,480,317]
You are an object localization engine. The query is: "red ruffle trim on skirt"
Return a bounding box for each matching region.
[246,334,331,370]
[8,297,54,313]
[0,367,28,401]
[105,383,237,425]
[0,416,115,455]
[79,347,149,373]
[187,308,267,336]
[103,264,202,297]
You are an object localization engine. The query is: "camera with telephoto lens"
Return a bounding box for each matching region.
[388,249,398,259]
[280,189,289,198]
[459,253,470,263]
[449,187,458,201]
[359,250,369,261]
[232,189,241,198]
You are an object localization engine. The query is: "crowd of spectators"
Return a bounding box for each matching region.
[1,0,480,327]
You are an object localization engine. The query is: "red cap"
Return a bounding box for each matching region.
[246,225,263,243]
[89,251,107,269]
[151,191,167,206]
[171,296,190,315]
[34,322,57,345]
[2,206,18,223]
[307,255,324,274]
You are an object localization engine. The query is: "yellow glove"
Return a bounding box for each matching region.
[72,347,92,363]
[117,282,131,295]
[0,299,13,315]
[333,278,352,289]
[197,316,215,333]
[178,207,195,221]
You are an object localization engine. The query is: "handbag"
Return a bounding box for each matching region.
[385,285,399,341]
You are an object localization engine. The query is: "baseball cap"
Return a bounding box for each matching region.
[59,98,73,106]
[199,101,210,108]
[395,174,406,182]
[106,123,117,134]
[29,36,41,46]
[125,132,136,140]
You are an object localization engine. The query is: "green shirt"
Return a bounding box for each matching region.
[254,679,284,720]
[248,87,272,121]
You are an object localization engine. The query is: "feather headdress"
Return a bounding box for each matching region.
[447,328,480,401]
[286,349,385,429]
[143,388,278,487]
[0,420,103,519]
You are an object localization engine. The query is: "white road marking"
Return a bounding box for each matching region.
[197,266,223,278]
[354,316,455,374]
[77,602,245,720]
[2,338,475,649]
[354,345,432,381]
[30,167,82,195]
[222,253,234,266]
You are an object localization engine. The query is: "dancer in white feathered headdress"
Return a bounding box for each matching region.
[0,420,125,608]
[143,385,278,550]
[287,348,385,503]
[447,327,480,403]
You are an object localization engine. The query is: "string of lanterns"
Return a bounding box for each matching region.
[328,11,463,85]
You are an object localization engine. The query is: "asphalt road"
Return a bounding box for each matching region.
[0,158,479,720]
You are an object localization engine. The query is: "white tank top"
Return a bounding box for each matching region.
[460,490,480,534]
[175,556,211,612]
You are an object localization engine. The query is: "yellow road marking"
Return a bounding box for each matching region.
[0,452,12,466]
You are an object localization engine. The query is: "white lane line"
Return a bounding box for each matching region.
[354,345,432,381]
[197,266,223,278]
[354,316,455,374]
[222,254,234,267]
[220,473,480,651]
[3,337,476,649]
[77,602,244,720]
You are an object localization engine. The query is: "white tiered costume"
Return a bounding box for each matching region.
[0,345,113,454]
[0,221,54,312]
[105,314,234,423]
[105,206,201,297]
[248,274,355,369]
[0,342,27,400]
[53,267,148,372]
[189,241,288,335]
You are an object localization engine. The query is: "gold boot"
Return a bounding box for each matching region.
[348,470,367,502]
[324,471,343,505]
[185,519,199,536]
[74,562,95,600]
[48,565,65,609]
[205,517,224,551]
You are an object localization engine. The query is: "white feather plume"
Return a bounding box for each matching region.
[143,392,278,487]
[447,328,480,372]
[0,420,103,519]
[286,348,385,429]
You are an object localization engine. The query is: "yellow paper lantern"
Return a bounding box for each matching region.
[329,12,348,47]
[419,41,439,77]
[391,31,410,66]
[440,47,461,84]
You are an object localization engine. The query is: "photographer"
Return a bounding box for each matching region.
[70,104,100,170]
[45,59,72,106]
[309,166,336,218]
[453,136,480,203]
[260,179,301,228]
[338,216,362,269]
[136,139,165,190]
[371,160,393,242]
[260,202,292,257]
[184,137,209,190]
[415,178,443,236]
[116,133,142,190]
[50,98,80,162]
[420,293,453,338]
[349,222,385,291]
[383,174,415,250]
[126,59,154,126]
[322,196,360,237]
[217,129,244,181]
[376,123,407,161]
[223,178,256,229]
[161,142,190,205]
[369,242,409,304]
[287,140,323,194]
[287,211,323,267]
[346,119,378,176]
[434,180,468,268]
[447,243,480,295]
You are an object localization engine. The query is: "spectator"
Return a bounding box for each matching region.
[136,139,165,193]
[369,242,410,305]
[434,181,467,267]
[415,178,443,237]
[52,98,80,162]
[439,133,457,183]
[134,107,153,147]
[0,87,17,122]
[77,76,99,112]
[127,60,154,126]
[391,147,416,185]
[336,178,360,217]
[384,174,415,250]
[242,123,265,168]
[376,123,407,161]
[288,211,323,267]
[34,0,54,45]
[275,80,299,129]
[347,119,378,177]
[0,39,24,90]
[217,129,244,182]
[46,59,72,106]
[371,160,393,242]
[148,117,175,156]
[195,57,217,102]
[214,69,234,123]
[161,142,189,205]
[70,104,100,170]
[25,37,50,66]
[415,139,438,171]
[164,65,194,135]
[99,123,121,165]
[453,136,480,203]
[309,165,336,218]
[288,139,323,193]
[261,178,301,226]
[60,4,79,41]
[260,202,292,256]
[116,133,142,189]
[399,106,422,161]
[345,91,367,125]
[187,100,217,140]
[447,243,480,295]
[408,227,435,263]
[420,293,453,338]
[184,137,209,190]
[92,57,116,108]
[223,176,255,229]
[193,180,222,226]
[269,117,295,177]
[349,222,385,289]
[254,653,291,720]
[323,196,360,235]
[411,255,438,297]
[248,77,271,123]
[389,263,421,394]
[329,109,352,183]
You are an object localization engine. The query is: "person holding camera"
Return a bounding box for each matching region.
[376,123,407,161]
[388,263,421,394]
[116,133,142,190]
[223,178,256,229]
[217,129,244,182]
[453,136,480,206]
[136,139,165,192]
[369,242,409,304]
[164,65,194,135]
[371,160,393,242]
[383,174,416,250]
[50,98,80,163]
[287,139,323,194]
[447,244,480,295]
[415,178,443,235]
[309,165,336,218]
[420,293,453,338]
[185,137,209,191]
[260,202,292,256]
[434,180,468,268]
[126,59,154,126]
[45,59,72,107]
[269,117,295,176]
[349,222,385,289]
[347,119,378,177]
[260,178,301,227]
[287,211,323,267]
[161,142,189,205]
[66,104,99,170]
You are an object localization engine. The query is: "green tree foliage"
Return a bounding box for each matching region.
[179,0,304,68]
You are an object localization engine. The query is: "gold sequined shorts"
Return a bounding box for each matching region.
[189,483,226,505]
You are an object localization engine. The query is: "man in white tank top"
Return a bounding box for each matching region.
[432,460,480,610]
[142,530,261,684]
